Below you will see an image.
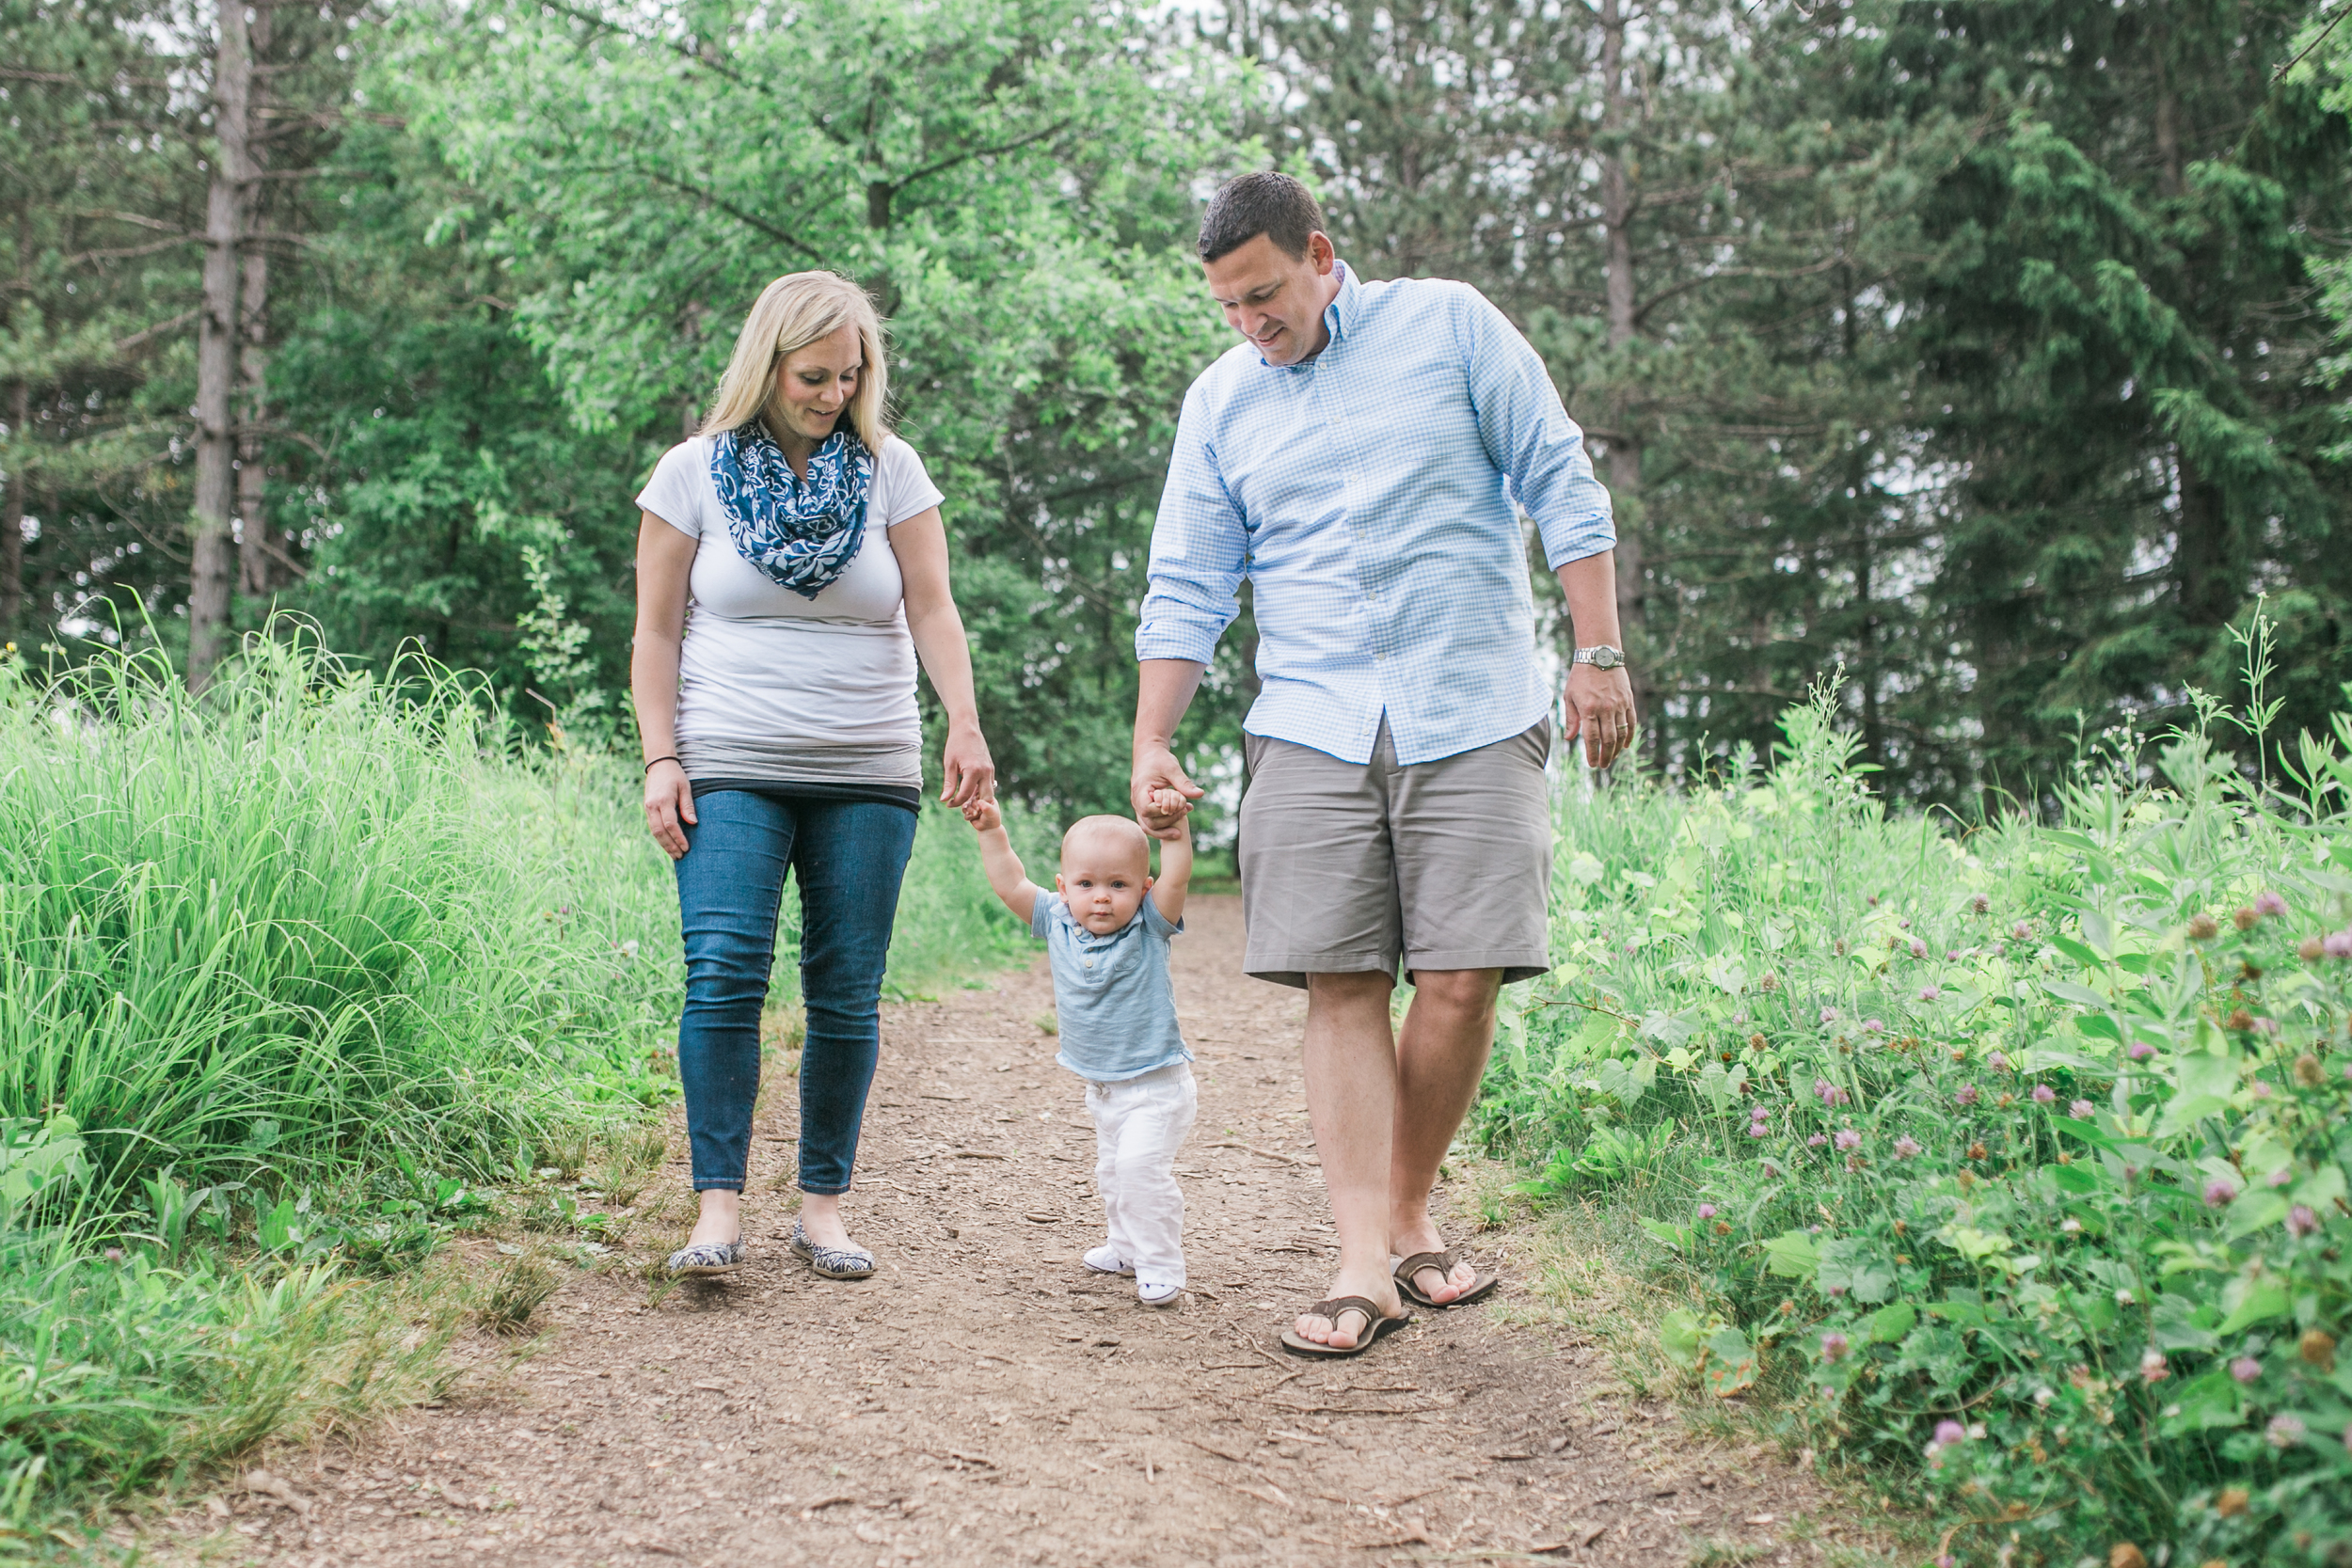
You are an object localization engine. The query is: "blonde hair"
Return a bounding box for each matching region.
[700,272,891,446]
[1061,815,1152,870]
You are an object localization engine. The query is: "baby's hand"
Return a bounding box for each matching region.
[961,797,1004,832]
[1140,787,1192,839]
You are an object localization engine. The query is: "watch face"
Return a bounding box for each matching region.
[1584,647,1622,669]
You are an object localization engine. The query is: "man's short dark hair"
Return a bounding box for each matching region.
[1199,172,1327,263]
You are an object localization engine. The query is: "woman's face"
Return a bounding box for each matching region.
[768,323,864,444]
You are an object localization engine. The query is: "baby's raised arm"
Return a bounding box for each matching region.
[1147,792,1194,925]
[961,799,1041,926]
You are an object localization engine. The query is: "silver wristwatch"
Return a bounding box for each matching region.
[1573,644,1627,671]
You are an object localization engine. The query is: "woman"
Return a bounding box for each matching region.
[631,271,993,1279]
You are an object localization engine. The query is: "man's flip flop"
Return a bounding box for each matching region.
[1279,1296,1413,1358]
[1393,1250,1499,1309]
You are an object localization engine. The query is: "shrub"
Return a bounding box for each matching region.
[1479,688,2352,1568]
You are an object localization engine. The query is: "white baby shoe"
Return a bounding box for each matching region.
[1136,1279,1184,1307]
[1084,1243,1133,1276]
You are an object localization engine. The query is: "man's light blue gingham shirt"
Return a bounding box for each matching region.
[1136,261,1614,767]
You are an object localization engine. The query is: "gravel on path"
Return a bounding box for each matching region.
[149,895,1843,1568]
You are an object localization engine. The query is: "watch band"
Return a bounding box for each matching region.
[1573,644,1626,670]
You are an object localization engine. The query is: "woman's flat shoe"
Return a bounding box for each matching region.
[1279,1295,1412,1358]
[666,1236,744,1276]
[1393,1249,1499,1309]
[791,1218,876,1280]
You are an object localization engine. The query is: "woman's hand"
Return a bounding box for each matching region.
[644,758,697,860]
[939,719,995,810]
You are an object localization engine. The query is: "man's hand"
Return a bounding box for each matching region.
[1132,746,1202,841]
[1565,663,1638,769]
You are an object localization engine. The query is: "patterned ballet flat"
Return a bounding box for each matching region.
[665,1236,744,1276]
[790,1218,876,1280]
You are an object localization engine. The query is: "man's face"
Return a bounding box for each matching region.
[1202,231,1338,368]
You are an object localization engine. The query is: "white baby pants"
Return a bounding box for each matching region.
[1086,1062,1197,1289]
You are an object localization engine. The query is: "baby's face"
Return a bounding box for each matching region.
[1057,832,1152,936]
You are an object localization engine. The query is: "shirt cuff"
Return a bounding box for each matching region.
[1541,515,1618,571]
[1135,621,1224,665]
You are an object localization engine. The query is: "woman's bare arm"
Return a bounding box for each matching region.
[887,507,996,809]
[632,511,700,860]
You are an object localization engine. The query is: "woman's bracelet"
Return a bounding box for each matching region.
[644,755,680,774]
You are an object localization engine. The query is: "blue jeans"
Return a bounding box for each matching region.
[672,791,916,1195]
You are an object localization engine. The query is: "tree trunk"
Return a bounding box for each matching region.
[1597,0,1651,760]
[2,379,24,640]
[188,0,254,690]
[235,239,271,596]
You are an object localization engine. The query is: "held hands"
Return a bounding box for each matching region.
[644,758,697,860]
[938,719,996,811]
[960,796,1004,833]
[1131,748,1202,841]
[1565,663,1639,770]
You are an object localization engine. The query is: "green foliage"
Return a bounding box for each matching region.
[1480,659,2352,1566]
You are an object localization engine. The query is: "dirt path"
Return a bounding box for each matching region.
[154,896,1845,1568]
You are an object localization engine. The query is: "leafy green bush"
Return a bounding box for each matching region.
[1479,688,2352,1568]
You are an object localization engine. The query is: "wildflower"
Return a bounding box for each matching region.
[2302,935,2328,961]
[1895,1135,1923,1158]
[1956,1084,1979,1107]
[2032,1386,2054,1407]
[2255,891,2287,918]
[1861,1018,1885,1034]
[1696,1204,1718,1220]
[2126,1042,2155,1061]
[2187,913,2219,942]
[2301,1330,2338,1371]
[1835,1129,1862,1150]
[2295,1053,2324,1087]
[1967,1141,1989,1160]
[1868,894,1879,907]
[1919,986,1942,1001]
[1910,939,1928,958]
[1900,917,1913,930]
[2230,1356,2262,1385]
[2266,1414,2307,1449]
[103,1247,123,1263]
[1972,895,1990,914]
[2032,1085,2056,1104]
[2061,1217,2082,1233]
[2233,907,2259,931]
[1747,1121,1769,1138]
[2326,930,2352,959]
[2139,1349,2169,1383]
[2203,1178,2239,1208]
[1932,1419,1966,1448]
[1987,1050,2010,1072]
[1748,1032,1767,1050]
[1820,1007,1839,1023]
[1820,1332,1850,1362]
[2115,1288,2135,1306]
[1734,1011,1748,1024]
[2071,1099,2094,1118]
[2012,921,2032,940]
[2288,1205,2321,1238]
[2226,1008,2254,1032]
[2216,1490,2250,1518]
[2267,1166,2292,1187]
[1946,949,1961,960]
[1807,1133,1828,1147]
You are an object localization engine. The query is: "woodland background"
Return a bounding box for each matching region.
[8,0,2352,816]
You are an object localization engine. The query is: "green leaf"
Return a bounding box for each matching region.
[2159,1366,2246,1435]
[2225,1190,2291,1240]
[1764,1229,1820,1279]
[2217,1278,2292,1335]
[1702,1326,1757,1397]
[1659,1308,1705,1370]
[1639,1217,1694,1251]
[1867,1303,1918,1343]
[2044,979,2112,1008]
[2051,934,2104,970]
[2049,1162,2100,1194]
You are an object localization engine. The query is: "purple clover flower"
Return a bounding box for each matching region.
[1747,1122,1769,1138]
[2268,1414,2307,1449]
[1956,1084,1979,1107]
[2070,1099,2094,1118]
[1861,1018,1885,1034]
[2032,1085,2056,1104]
[1696,1203,1717,1220]
[2288,1205,2320,1237]
[1932,1420,1966,1447]
[1820,1332,1850,1361]
[1807,1133,1828,1147]
[2230,1357,2263,1385]
[1895,1134,1923,1158]
[2326,930,2352,959]
[1909,939,1928,959]
[2126,1042,2155,1061]
[1987,1051,2010,1072]
[1919,986,1942,1001]
[1820,1007,1839,1023]
[2140,1349,2169,1383]
[2012,921,2032,940]
[1835,1129,1862,1151]
[2255,892,2288,918]
[2203,1178,2239,1208]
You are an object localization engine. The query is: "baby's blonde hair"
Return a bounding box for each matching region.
[1060,815,1150,870]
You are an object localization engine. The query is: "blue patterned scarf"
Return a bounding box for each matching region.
[707,422,874,599]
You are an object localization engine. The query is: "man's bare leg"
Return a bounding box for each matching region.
[1295,969,1407,1349]
[1390,967,1502,1304]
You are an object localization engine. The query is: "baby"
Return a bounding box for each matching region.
[962,797,1196,1306]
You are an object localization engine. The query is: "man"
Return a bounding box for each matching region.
[1130,172,1636,1354]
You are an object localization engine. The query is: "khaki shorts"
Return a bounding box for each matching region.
[1238,719,1554,989]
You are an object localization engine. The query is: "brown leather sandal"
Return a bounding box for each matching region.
[1278,1295,1413,1358]
[1393,1249,1499,1309]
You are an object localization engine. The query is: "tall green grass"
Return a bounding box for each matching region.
[0,629,1025,1536]
[1479,675,2352,1568]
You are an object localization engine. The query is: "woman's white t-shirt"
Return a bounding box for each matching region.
[636,433,945,788]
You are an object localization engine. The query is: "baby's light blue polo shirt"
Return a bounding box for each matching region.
[1031,893,1190,1082]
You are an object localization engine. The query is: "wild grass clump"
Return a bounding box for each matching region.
[1478,666,2351,1568]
